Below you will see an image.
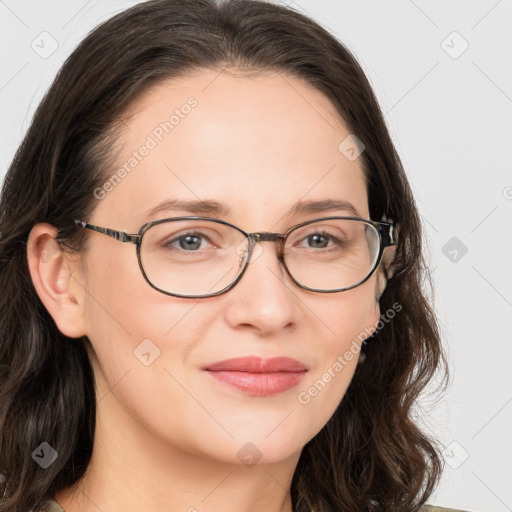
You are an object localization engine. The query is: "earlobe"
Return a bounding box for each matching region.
[26,223,87,338]
[375,271,387,301]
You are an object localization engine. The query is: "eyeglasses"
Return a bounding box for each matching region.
[73,216,397,298]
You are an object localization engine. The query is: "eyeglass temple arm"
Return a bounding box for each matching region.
[74,220,139,244]
[378,221,397,248]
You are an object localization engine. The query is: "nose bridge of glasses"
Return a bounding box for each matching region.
[238,232,285,266]
[250,232,284,243]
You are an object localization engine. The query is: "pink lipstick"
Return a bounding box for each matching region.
[203,356,308,397]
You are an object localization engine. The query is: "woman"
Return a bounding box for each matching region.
[0,1,452,511]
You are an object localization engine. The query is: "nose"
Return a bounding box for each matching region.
[222,240,300,336]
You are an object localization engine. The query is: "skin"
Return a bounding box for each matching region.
[27,69,390,512]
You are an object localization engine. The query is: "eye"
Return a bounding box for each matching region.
[166,231,215,251]
[306,232,331,248]
[297,230,344,250]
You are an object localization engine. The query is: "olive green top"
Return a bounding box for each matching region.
[422,507,471,512]
[423,507,471,512]
[41,499,471,511]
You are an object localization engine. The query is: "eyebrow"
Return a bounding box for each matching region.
[289,199,361,218]
[144,198,230,219]
[143,198,362,221]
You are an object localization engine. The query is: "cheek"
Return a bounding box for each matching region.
[315,277,380,347]
[295,280,379,434]
[80,245,206,390]
[80,252,215,451]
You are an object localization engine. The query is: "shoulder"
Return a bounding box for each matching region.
[40,499,471,512]
[421,506,472,512]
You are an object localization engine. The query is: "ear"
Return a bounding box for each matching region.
[26,223,87,338]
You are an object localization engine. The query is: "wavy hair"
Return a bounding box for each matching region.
[0,1,447,510]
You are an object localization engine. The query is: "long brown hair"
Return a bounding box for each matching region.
[0,1,447,510]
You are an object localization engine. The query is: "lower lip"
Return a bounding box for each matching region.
[205,370,307,396]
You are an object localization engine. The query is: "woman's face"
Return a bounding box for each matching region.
[73,70,381,466]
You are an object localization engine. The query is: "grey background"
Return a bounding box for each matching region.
[1,1,511,510]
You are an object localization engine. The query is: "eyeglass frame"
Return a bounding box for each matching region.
[73,215,397,298]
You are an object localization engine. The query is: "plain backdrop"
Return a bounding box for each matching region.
[1,1,511,511]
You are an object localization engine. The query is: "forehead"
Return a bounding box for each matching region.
[92,69,369,229]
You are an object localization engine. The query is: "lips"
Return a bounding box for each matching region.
[203,356,308,373]
[203,357,308,397]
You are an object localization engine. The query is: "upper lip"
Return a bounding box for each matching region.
[203,357,308,373]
